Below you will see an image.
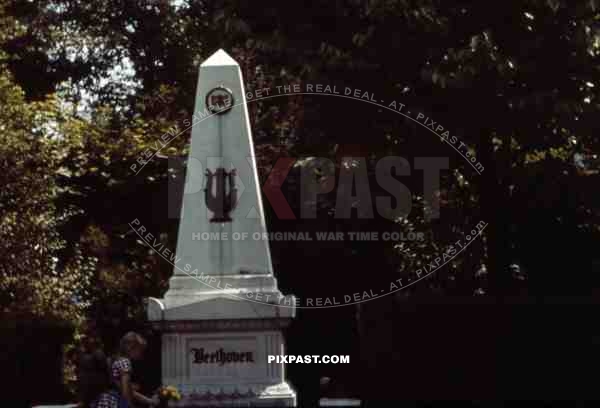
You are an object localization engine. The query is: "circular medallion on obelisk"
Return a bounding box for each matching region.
[206,86,234,115]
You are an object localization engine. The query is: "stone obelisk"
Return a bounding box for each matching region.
[148,49,296,406]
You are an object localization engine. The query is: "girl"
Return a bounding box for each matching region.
[111,332,158,408]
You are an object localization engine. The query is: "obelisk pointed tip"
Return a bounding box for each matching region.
[200,49,239,67]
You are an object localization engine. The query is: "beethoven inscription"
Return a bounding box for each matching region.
[191,347,255,365]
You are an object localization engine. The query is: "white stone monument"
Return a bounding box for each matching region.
[147,49,296,406]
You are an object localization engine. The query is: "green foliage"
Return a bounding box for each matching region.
[0,47,94,323]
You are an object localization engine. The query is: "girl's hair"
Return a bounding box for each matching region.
[78,350,111,407]
[119,331,147,357]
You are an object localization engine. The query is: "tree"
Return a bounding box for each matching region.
[0,1,94,324]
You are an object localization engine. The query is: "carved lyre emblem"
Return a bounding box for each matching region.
[204,168,237,222]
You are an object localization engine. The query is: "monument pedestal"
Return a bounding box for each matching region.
[148,295,296,407]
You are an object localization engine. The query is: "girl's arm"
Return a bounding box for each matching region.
[132,382,158,405]
[133,389,158,406]
[120,373,157,406]
[120,371,135,406]
[119,373,157,406]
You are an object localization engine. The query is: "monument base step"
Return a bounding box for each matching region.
[148,293,295,322]
[165,275,280,294]
[167,382,296,407]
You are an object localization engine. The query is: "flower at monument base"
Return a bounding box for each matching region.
[157,385,182,401]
